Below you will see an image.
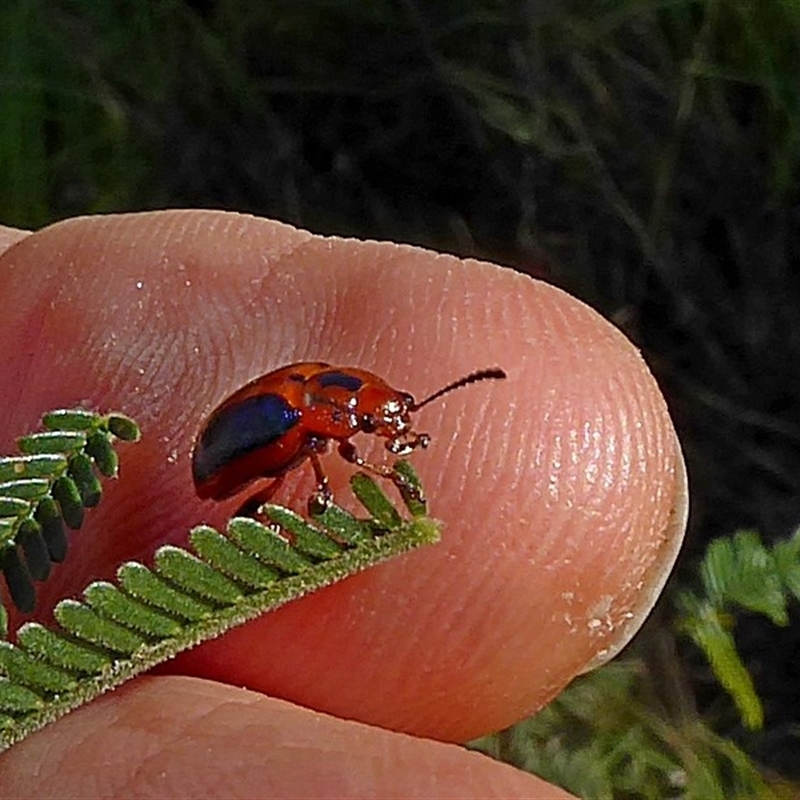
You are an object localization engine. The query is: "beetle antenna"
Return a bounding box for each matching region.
[411,367,507,410]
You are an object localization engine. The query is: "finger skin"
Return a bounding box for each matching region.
[0,225,28,253]
[0,676,575,799]
[0,211,685,746]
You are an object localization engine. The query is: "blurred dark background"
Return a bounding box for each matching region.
[2,1,799,794]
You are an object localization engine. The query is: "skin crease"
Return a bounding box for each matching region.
[0,211,687,799]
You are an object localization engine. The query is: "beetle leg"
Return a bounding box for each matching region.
[337,441,423,503]
[236,475,285,518]
[337,440,394,478]
[307,450,333,515]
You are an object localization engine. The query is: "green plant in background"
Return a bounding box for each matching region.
[0,409,439,751]
[678,529,800,733]
[471,661,783,800]
[0,0,173,227]
[3,1,799,232]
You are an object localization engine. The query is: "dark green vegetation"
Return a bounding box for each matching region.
[2,1,800,795]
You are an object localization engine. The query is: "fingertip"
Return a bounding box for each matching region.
[0,224,29,256]
[0,677,575,799]
[0,211,685,743]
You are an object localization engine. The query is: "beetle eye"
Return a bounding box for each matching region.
[361,414,377,433]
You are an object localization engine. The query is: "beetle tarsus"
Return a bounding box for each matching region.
[337,440,395,479]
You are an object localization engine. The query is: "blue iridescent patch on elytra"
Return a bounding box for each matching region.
[317,371,363,392]
[193,394,301,482]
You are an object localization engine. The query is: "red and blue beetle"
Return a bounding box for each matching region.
[192,362,506,515]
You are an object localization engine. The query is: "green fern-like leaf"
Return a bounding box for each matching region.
[0,469,440,752]
[0,409,441,751]
[677,526,800,732]
[677,593,764,731]
[0,410,140,618]
[700,530,789,625]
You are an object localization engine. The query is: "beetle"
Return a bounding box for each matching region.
[192,361,506,516]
